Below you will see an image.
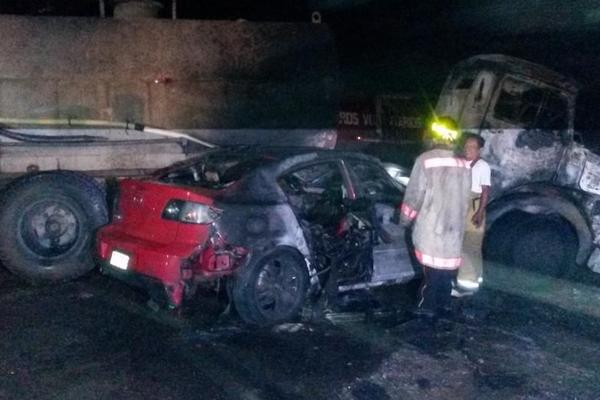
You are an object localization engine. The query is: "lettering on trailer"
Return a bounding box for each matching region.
[337,111,374,128]
[337,111,423,129]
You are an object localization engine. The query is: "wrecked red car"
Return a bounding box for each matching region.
[97,147,415,325]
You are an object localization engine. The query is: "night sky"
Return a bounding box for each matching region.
[2,0,600,127]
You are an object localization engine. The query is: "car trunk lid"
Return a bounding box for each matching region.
[117,179,216,244]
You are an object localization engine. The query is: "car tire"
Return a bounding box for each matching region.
[509,217,577,277]
[0,171,108,284]
[232,248,309,325]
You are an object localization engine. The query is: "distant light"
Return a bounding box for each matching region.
[357,136,362,140]
[311,11,322,24]
[153,74,172,84]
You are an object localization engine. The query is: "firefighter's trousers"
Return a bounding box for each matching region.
[418,266,456,313]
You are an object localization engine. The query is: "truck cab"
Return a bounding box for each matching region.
[436,54,600,275]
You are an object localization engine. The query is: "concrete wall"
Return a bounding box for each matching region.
[0,16,338,129]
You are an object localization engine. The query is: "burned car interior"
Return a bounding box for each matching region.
[279,162,348,226]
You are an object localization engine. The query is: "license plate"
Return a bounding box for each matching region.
[109,250,130,270]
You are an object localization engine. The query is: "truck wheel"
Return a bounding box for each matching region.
[509,217,577,277]
[0,172,108,284]
[484,211,531,265]
[233,249,308,325]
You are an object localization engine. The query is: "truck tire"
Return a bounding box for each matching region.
[509,217,577,277]
[484,211,532,265]
[232,248,308,325]
[0,171,108,284]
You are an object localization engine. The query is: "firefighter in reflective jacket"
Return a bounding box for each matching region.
[400,117,471,318]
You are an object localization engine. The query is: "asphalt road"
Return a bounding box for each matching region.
[1,263,599,400]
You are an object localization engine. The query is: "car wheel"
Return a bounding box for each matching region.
[0,171,108,284]
[509,217,577,277]
[233,248,309,325]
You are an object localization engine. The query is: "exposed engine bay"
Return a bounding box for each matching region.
[306,210,375,286]
[300,200,404,311]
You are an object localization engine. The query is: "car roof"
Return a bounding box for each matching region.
[200,146,385,204]
[178,146,382,170]
[215,145,379,160]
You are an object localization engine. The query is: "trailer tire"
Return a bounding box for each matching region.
[232,248,308,325]
[0,171,108,284]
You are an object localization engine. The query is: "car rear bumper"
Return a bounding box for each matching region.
[98,261,177,307]
[97,225,199,279]
[97,225,200,306]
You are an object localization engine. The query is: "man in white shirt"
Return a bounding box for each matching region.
[453,133,491,296]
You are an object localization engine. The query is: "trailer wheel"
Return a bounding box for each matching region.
[0,172,108,284]
[233,249,308,325]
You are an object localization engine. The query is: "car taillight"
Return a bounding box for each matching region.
[161,200,219,224]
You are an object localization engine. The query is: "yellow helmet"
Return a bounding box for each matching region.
[426,116,460,146]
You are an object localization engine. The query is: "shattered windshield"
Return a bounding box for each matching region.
[494,78,544,128]
[493,77,568,129]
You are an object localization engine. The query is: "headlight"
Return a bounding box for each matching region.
[162,200,219,224]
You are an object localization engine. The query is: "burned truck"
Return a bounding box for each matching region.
[0,12,338,283]
[436,54,600,275]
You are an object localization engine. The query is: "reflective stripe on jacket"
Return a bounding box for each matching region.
[400,149,472,269]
